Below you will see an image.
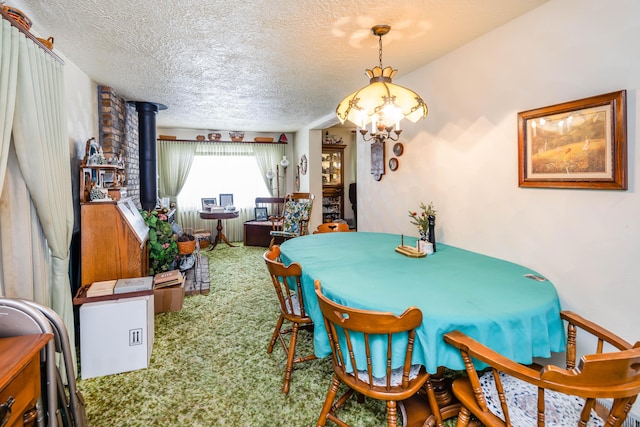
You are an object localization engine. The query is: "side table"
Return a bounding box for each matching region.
[199,210,239,249]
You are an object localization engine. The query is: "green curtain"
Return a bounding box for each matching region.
[0,18,19,199]
[0,18,76,364]
[253,143,285,196]
[157,139,198,208]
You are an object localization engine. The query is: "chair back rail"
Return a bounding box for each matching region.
[314,281,444,427]
[314,222,351,233]
[262,245,316,394]
[444,313,640,427]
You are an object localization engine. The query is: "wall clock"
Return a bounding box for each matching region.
[393,142,404,157]
[389,157,399,171]
[299,154,307,175]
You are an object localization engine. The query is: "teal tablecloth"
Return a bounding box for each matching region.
[279,232,565,374]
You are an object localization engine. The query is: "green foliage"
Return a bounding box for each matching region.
[408,201,437,237]
[140,209,178,275]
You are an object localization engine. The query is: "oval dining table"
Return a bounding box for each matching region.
[279,232,566,422]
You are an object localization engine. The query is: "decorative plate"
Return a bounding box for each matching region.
[300,154,308,175]
[393,142,404,156]
[389,157,399,171]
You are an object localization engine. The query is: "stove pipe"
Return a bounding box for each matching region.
[134,102,167,211]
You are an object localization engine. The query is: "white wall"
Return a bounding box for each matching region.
[358,0,640,350]
[62,52,99,230]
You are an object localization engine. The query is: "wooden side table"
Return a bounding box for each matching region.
[199,210,239,249]
[1,334,52,427]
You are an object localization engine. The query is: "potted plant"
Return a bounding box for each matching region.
[408,201,437,252]
[140,209,178,275]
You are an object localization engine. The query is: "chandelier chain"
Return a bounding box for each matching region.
[378,35,383,68]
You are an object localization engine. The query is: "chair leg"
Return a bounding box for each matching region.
[456,406,472,427]
[386,400,399,427]
[317,375,342,427]
[282,322,300,394]
[267,315,284,354]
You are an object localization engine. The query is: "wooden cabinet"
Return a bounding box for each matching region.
[322,144,345,223]
[80,198,149,286]
[0,334,52,427]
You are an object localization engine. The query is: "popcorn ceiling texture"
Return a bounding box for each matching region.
[16,0,546,132]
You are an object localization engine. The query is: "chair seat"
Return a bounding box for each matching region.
[284,294,302,316]
[479,371,604,427]
[355,364,422,387]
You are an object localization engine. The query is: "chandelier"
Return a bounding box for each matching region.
[336,25,428,144]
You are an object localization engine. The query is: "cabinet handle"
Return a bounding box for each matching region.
[0,396,15,427]
[23,407,38,425]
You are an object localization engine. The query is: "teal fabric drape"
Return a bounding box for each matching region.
[157,139,197,207]
[0,18,75,362]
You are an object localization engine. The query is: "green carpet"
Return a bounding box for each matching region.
[76,244,458,426]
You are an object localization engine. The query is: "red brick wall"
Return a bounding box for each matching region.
[98,85,140,208]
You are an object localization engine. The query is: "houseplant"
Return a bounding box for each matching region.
[140,209,178,275]
[408,201,437,244]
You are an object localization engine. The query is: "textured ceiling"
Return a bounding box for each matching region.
[12,0,547,132]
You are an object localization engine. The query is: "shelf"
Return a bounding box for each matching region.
[157,138,287,144]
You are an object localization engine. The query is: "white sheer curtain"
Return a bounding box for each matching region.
[0,19,75,358]
[175,142,282,242]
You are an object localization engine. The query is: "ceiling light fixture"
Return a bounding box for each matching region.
[336,24,428,145]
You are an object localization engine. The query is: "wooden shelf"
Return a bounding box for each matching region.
[157,138,286,144]
[0,8,64,64]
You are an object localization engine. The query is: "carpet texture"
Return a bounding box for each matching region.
[76,244,458,426]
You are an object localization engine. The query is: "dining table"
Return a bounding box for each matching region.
[279,232,566,421]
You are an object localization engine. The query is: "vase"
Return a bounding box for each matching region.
[427,215,436,252]
[419,230,429,241]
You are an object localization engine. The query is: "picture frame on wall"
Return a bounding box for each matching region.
[518,90,627,190]
[254,207,268,221]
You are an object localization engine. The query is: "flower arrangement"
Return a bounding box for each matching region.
[140,209,178,275]
[408,202,437,240]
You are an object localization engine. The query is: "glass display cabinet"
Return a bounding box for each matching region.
[321,144,345,223]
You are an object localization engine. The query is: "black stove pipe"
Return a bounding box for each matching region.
[134,101,167,211]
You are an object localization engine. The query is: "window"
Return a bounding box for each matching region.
[177,155,270,210]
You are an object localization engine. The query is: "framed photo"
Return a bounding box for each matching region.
[254,207,268,221]
[518,90,627,189]
[201,198,217,210]
[219,193,234,207]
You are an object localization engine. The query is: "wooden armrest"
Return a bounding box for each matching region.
[561,310,633,350]
[444,331,543,384]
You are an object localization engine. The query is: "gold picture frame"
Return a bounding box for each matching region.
[518,90,627,190]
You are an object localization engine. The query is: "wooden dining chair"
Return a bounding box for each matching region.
[444,310,640,427]
[313,222,351,234]
[314,281,443,427]
[263,245,317,394]
[269,192,314,247]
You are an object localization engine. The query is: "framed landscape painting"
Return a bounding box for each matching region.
[518,90,627,190]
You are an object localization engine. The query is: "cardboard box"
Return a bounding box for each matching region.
[80,295,154,379]
[154,281,184,314]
